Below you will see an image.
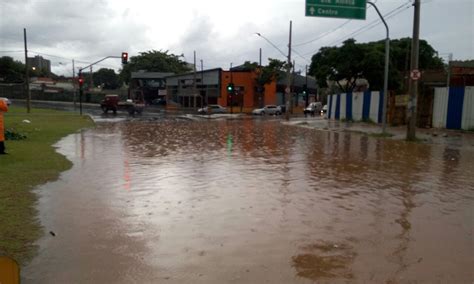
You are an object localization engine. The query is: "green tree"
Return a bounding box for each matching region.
[0,56,25,83]
[309,38,444,92]
[119,50,191,84]
[242,58,288,107]
[93,68,120,89]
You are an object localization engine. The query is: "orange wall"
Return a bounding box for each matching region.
[218,71,277,108]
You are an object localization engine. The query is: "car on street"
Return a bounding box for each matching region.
[304,102,322,116]
[252,105,282,115]
[278,104,286,113]
[321,104,328,115]
[0,97,11,106]
[197,104,227,114]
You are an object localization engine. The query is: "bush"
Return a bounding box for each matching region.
[5,128,27,140]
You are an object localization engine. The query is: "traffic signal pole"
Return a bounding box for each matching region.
[76,54,127,116]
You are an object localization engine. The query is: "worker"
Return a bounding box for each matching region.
[0,99,8,155]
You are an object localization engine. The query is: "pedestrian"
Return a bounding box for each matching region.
[0,99,8,155]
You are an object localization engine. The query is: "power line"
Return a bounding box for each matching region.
[293,20,352,47]
[327,1,412,46]
[302,1,412,56]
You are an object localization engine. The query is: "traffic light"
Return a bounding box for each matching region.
[121,52,128,64]
[227,83,234,93]
[78,76,84,87]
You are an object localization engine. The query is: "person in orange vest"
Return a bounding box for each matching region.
[0,99,8,154]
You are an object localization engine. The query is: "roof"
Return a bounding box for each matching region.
[277,72,318,89]
[131,72,175,79]
[450,60,474,68]
[164,68,222,78]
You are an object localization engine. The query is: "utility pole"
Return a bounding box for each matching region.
[201,59,205,106]
[230,62,233,114]
[90,66,93,91]
[446,53,453,89]
[407,0,421,140]
[23,28,31,113]
[305,65,309,107]
[285,20,292,121]
[193,51,197,108]
[259,48,263,107]
[72,59,76,110]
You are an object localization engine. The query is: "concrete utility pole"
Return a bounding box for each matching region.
[446,53,453,89]
[201,59,205,106]
[23,28,31,113]
[193,50,197,108]
[407,0,421,140]
[72,59,76,110]
[368,1,390,134]
[230,62,233,114]
[305,65,309,107]
[285,20,292,121]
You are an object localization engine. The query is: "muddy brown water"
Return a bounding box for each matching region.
[22,118,473,283]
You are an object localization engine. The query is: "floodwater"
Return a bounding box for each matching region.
[23,117,474,283]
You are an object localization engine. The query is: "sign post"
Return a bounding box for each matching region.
[306,0,367,20]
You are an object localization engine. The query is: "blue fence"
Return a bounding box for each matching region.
[327,91,384,123]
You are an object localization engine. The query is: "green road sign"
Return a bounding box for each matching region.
[306,0,367,20]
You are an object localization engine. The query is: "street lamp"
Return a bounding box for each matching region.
[256,22,293,121]
[255,33,287,58]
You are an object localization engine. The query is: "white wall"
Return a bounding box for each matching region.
[352,92,364,121]
[462,86,474,130]
[432,87,448,129]
[369,91,380,123]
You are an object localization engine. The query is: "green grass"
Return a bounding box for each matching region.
[0,106,94,264]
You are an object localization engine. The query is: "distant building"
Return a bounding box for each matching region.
[27,55,51,75]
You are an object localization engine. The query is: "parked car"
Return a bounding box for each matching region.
[304,102,322,116]
[151,98,167,106]
[197,104,227,114]
[252,105,282,115]
[321,104,328,115]
[0,97,11,106]
[278,104,286,113]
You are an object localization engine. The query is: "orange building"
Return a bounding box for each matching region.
[219,70,277,111]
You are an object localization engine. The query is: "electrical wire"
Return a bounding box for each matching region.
[302,0,413,57]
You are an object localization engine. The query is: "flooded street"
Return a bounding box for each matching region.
[23,117,473,283]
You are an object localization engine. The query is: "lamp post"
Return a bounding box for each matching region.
[256,24,293,121]
[367,1,390,134]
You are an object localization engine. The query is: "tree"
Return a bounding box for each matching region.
[309,38,445,92]
[119,50,191,84]
[93,68,120,89]
[0,56,25,83]
[243,58,288,107]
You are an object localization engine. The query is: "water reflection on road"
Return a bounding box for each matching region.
[23,117,474,283]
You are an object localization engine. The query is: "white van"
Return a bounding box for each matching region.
[304,102,322,116]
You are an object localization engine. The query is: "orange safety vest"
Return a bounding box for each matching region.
[0,100,8,142]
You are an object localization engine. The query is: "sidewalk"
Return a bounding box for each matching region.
[284,117,474,148]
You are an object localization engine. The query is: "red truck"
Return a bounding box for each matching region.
[100,92,145,115]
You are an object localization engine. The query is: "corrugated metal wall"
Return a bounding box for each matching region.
[461,87,474,130]
[328,91,383,123]
[432,88,448,128]
[432,86,473,130]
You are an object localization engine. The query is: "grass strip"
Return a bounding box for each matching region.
[0,106,94,264]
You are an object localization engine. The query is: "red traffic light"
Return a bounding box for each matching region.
[78,77,84,86]
[121,52,128,64]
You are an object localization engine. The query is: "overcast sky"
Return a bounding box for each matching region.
[1,0,472,76]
